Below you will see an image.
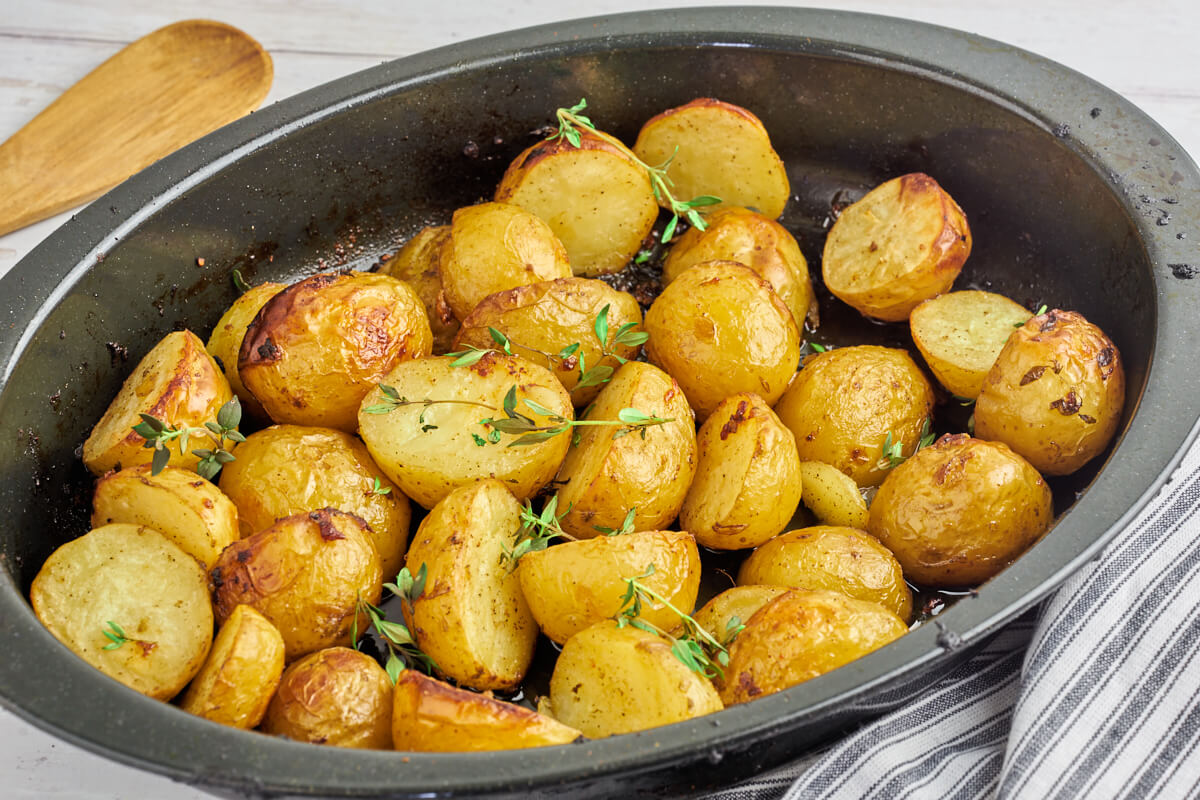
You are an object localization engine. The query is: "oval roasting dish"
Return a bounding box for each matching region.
[1,7,1199,798]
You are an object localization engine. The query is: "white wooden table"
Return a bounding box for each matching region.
[2,2,1198,797]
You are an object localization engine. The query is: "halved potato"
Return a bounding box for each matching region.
[381,225,459,354]
[179,604,285,729]
[206,280,285,420]
[689,585,790,648]
[83,330,233,476]
[91,464,240,569]
[633,98,790,220]
[31,523,213,700]
[822,173,972,322]
[797,460,869,529]
[263,647,393,749]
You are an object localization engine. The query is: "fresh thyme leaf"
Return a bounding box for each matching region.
[916,417,936,452]
[101,620,130,650]
[634,249,653,264]
[370,476,392,496]
[594,304,611,348]
[502,496,574,569]
[559,342,581,359]
[471,432,488,447]
[502,386,519,417]
[594,506,637,536]
[151,446,170,476]
[353,591,436,680]
[522,398,565,420]
[489,327,513,355]
[231,269,251,294]
[662,214,680,243]
[576,364,614,389]
[809,342,828,353]
[447,346,491,368]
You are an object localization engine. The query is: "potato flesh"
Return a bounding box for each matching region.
[263,647,393,749]
[797,460,870,530]
[689,585,790,647]
[381,225,459,354]
[206,281,285,420]
[179,604,285,729]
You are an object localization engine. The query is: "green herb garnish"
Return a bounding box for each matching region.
[132,396,245,480]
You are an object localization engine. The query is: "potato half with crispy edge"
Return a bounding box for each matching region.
[633,98,790,220]
[380,225,459,354]
[495,129,658,277]
[797,460,869,530]
[91,464,240,570]
[738,526,913,621]
[554,361,697,539]
[357,352,573,510]
[31,523,213,700]
[83,329,233,476]
[206,280,285,420]
[822,172,972,322]
[548,620,723,738]
[719,589,908,706]
[392,670,583,751]
[517,530,701,645]
[210,508,382,662]
[238,271,432,432]
[453,277,644,407]
[179,604,285,729]
[404,479,538,691]
[263,647,393,749]
[910,290,1033,399]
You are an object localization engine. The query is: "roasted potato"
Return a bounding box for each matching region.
[262,647,393,749]
[211,508,383,661]
[495,129,659,276]
[517,530,701,644]
[689,585,790,647]
[239,271,432,432]
[974,309,1125,475]
[554,361,697,539]
[548,621,723,737]
[392,670,582,751]
[738,526,912,621]
[206,281,285,420]
[797,460,869,529]
[31,523,213,700]
[217,425,411,579]
[719,589,907,706]
[453,276,644,406]
[644,260,800,421]
[822,173,972,322]
[404,479,538,691]
[632,98,790,220]
[868,434,1054,587]
[681,393,803,549]
[179,604,285,729]
[357,352,573,509]
[774,345,935,487]
[83,330,233,476]
[381,225,459,354]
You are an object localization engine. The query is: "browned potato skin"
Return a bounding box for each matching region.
[644,261,800,421]
[210,508,383,662]
[179,604,285,729]
[738,526,912,621]
[83,330,233,476]
[263,647,393,749]
[554,361,697,539]
[239,271,432,432]
[681,393,803,550]
[719,589,908,706]
[774,345,935,487]
[663,207,816,327]
[392,670,582,751]
[217,425,411,579]
[381,225,459,354]
[453,277,643,406]
[975,309,1125,476]
[690,585,790,646]
[206,281,285,420]
[822,173,972,322]
[517,530,701,644]
[868,434,1054,587]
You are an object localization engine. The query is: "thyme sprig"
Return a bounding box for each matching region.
[480,386,672,448]
[874,417,936,471]
[353,566,436,684]
[503,495,577,569]
[132,396,245,480]
[101,620,130,651]
[1015,303,1049,327]
[593,506,637,536]
[361,384,498,416]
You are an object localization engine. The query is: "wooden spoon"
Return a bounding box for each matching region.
[0,19,273,237]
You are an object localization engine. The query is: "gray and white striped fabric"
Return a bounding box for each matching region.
[708,437,1200,800]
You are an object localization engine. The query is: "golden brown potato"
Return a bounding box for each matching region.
[239,271,432,432]
[548,621,723,737]
[690,585,790,647]
[206,281,285,420]
[974,309,1125,476]
[633,98,790,220]
[822,173,972,322]
[517,530,701,645]
[495,129,659,276]
[797,461,869,529]
[91,464,240,570]
[357,353,573,509]
[381,225,459,354]
[439,202,573,321]
[391,670,582,751]
[681,393,803,549]
[211,508,383,661]
[179,604,285,729]
[262,647,393,749]
[719,589,908,706]
[217,425,411,579]
[738,526,912,621]
[404,479,538,691]
[83,330,233,476]
[554,361,697,539]
[909,290,1033,399]
[644,261,800,421]
[453,277,644,406]
[868,434,1054,587]
[774,345,935,487]
[31,523,213,700]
